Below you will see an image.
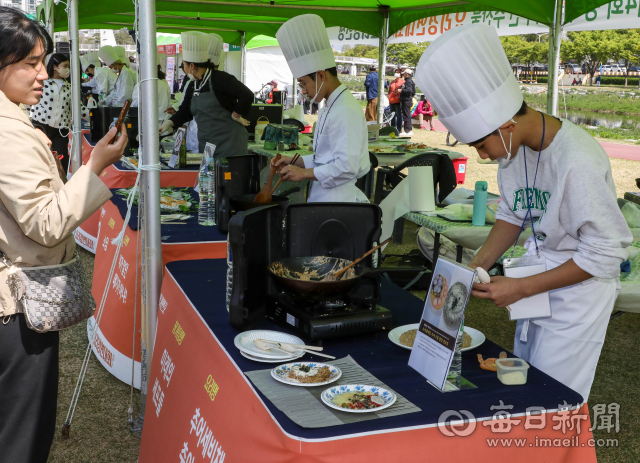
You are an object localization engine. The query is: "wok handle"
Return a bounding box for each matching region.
[332,237,392,280]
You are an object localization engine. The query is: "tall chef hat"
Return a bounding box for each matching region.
[276,14,336,79]
[208,33,224,66]
[182,31,210,63]
[98,46,119,66]
[414,25,523,144]
[113,46,129,67]
[85,51,100,67]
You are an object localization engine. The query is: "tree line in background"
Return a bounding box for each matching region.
[339,29,640,87]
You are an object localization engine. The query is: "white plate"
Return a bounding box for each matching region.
[271,362,341,387]
[388,324,485,352]
[240,350,304,363]
[234,330,306,359]
[388,323,420,351]
[321,384,397,413]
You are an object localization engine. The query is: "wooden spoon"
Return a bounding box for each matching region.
[254,153,281,203]
[330,237,393,280]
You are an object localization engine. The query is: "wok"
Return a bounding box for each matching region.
[268,256,388,301]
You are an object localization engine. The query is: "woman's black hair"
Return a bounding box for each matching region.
[0,7,53,74]
[158,64,166,81]
[468,101,529,146]
[46,52,70,80]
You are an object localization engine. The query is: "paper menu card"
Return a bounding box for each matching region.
[408,256,475,392]
[503,257,551,321]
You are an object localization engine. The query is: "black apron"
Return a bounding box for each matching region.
[190,75,248,156]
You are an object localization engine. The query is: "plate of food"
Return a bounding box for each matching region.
[234,330,306,359]
[321,384,396,413]
[271,362,341,387]
[388,324,485,352]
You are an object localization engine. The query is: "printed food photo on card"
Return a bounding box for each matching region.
[408,257,475,391]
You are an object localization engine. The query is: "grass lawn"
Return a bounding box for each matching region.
[49,116,639,463]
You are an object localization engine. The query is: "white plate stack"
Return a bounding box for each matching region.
[234,330,307,363]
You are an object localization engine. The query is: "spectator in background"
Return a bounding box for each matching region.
[266,80,278,104]
[399,68,415,137]
[388,70,404,133]
[413,95,434,130]
[364,65,380,121]
[29,52,89,173]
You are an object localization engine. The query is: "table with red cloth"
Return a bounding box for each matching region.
[88,189,226,387]
[138,258,598,463]
[74,133,200,253]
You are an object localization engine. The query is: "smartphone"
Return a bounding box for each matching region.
[110,99,132,145]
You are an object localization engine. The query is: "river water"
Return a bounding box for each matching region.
[558,108,640,130]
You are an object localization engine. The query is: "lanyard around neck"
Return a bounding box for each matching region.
[510,111,546,257]
[313,87,347,152]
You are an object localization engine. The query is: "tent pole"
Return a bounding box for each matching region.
[46,0,54,38]
[547,0,563,116]
[138,0,162,430]
[241,31,247,84]
[67,0,81,176]
[377,9,389,124]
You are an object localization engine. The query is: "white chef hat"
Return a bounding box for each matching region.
[208,33,224,66]
[113,46,129,67]
[414,25,523,144]
[182,31,210,63]
[276,14,336,79]
[98,46,119,66]
[85,51,100,67]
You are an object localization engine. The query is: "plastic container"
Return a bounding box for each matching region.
[495,358,529,385]
[451,157,468,184]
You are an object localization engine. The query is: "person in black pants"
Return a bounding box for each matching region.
[400,68,416,137]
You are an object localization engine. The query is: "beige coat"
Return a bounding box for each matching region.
[0,90,112,317]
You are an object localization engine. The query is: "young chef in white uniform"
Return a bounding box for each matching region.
[273,14,370,203]
[98,45,137,107]
[81,51,117,98]
[415,25,632,401]
[131,52,171,125]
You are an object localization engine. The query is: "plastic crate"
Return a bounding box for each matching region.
[451,157,468,184]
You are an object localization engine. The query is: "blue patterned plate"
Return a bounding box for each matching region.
[271,362,341,387]
[321,384,397,413]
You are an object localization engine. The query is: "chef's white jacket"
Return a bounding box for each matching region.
[302,84,370,202]
[131,79,172,121]
[82,66,117,97]
[109,66,137,107]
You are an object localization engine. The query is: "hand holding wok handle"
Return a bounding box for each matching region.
[331,237,393,280]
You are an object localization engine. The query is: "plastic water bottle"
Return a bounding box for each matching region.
[447,317,463,390]
[226,237,233,312]
[198,157,215,226]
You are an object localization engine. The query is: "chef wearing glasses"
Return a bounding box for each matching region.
[272,14,370,203]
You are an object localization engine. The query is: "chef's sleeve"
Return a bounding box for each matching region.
[169,83,195,127]
[312,107,366,189]
[559,161,632,279]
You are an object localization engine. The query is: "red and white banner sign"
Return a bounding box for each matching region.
[166,44,177,55]
[89,200,226,387]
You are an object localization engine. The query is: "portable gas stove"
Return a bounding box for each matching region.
[228,203,394,340]
[268,292,392,341]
